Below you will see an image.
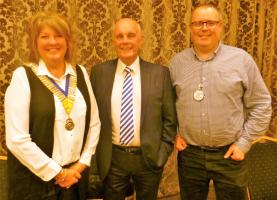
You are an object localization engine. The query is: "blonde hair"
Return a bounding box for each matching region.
[28,11,75,64]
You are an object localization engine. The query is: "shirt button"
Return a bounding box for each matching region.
[202,77,206,81]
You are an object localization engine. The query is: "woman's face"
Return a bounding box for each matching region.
[37,25,67,65]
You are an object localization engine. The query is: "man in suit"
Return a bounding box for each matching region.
[90,18,177,200]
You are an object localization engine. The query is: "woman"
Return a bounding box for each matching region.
[5,11,100,200]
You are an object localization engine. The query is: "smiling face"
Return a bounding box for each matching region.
[28,12,74,65]
[190,6,222,53]
[36,25,67,66]
[113,18,144,65]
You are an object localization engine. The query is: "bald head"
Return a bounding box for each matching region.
[114,18,142,35]
[113,18,144,65]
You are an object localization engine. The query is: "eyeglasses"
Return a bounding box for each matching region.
[190,20,220,29]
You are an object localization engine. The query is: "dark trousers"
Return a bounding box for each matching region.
[178,145,248,200]
[45,167,89,200]
[8,167,89,200]
[103,145,163,200]
[44,184,80,200]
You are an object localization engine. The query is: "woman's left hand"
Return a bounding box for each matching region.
[69,162,87,174]
[55,168,81,188]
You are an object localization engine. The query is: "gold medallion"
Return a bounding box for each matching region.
[193,89,205,101]
[31,65,77,132]
[65,118,75,130]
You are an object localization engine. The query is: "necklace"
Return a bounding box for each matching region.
[193,65,205,102]
[32,65,77,130]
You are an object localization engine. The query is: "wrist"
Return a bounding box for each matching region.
[55,168,67,181]
[70,162,87,173]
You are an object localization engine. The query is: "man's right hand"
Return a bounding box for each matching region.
[175,135,188,151]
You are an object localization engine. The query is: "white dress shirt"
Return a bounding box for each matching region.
[111,57,141,146]
[5,60,101,181]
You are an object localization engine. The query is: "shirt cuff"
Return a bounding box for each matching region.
[78,151,93,167]
[234,137,252,154]
[39,160,62,182]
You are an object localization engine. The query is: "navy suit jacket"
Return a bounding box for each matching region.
[90,58,177,180]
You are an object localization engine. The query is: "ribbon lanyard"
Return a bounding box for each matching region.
[48,75,70,96]
[31,65,77,130]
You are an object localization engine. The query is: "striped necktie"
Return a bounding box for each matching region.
[120,67,134,145]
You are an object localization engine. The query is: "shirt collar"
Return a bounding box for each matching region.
[36,59,76,80]
[192,42,222,61]
[117,57,140,75]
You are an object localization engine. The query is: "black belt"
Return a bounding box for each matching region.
[188,144,231,152]
[112,144,142,154]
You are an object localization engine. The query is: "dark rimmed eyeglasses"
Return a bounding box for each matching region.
[190,20,221,29]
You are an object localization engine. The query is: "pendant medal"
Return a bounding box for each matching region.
[65,118,75,130]
[193,89,204,101]
[31,66,77,131]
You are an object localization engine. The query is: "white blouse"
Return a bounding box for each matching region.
[5,60,100,181]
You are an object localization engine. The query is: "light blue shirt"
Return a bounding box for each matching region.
[169,44,272,153]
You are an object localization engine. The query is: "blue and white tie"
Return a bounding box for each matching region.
[120,67,134,145]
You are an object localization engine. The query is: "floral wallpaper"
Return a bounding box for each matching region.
[0,0,276,196]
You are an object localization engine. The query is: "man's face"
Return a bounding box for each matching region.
[190,6,222,52]
[113,18,144,65]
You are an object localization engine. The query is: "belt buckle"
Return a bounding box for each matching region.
[127,147,141,154]
[113,144,141,154]
[126,148,133,153]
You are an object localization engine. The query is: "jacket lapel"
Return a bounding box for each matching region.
[140,58,150,127]
[104,59,117,126]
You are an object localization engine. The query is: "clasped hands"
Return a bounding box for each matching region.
[54,162,86,189]
[175,135,245,161]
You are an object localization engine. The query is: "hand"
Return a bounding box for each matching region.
[224,144,245,161]
[69,162,87,174]
[175,135,188,151]
[55,168,81,188]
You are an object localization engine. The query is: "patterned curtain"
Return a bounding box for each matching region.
[1,0,276,197]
